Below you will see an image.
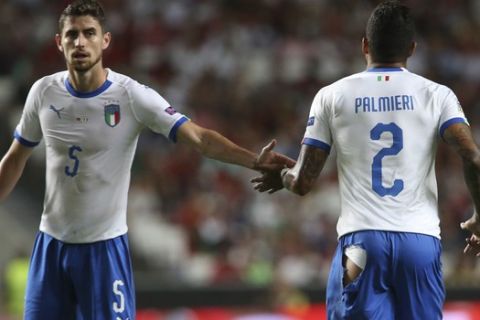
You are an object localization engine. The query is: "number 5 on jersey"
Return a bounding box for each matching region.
[370,123,404,197]
[65,145,82,177]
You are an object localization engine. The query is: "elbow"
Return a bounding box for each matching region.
[290,179,312,196]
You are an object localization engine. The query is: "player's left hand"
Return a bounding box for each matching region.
[253,139,295,172]
[251,170,284,194]
[464,234,480,257]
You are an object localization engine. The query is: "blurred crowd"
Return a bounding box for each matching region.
[1,0,480,296]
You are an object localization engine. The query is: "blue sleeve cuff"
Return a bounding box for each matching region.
[302,137,331,153]
[168,116,189,143]
[439,117,467,138]
[14,131,40,147]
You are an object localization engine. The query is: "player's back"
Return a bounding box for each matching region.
[313,67,467,238]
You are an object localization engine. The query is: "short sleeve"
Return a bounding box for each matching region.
[129,81,189,142]
[302,88,333,153]
[15,79,43,147]
[438,88,469,138]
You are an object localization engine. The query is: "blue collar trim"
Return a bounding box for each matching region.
[366,67,404,72]
[65,77,112,98]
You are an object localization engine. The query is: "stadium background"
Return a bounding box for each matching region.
[0,0,480,318]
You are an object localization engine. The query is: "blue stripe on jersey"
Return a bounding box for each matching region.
[302,137,331,153]
[14,130,40,147]
[65,78,113,98]
[439,117,467,137]
[366,67,404,72]
[168,116,189,143]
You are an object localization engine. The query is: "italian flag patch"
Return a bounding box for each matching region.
[377,75,390,81]
[104,104,121,127]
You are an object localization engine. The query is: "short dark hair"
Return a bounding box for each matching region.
[58,0,106,32]
[366,1,415,63]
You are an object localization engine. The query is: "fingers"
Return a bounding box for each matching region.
[464,235,480,256]
[251,176,264,183]
[262,139,277,153]
[268,186,283,194]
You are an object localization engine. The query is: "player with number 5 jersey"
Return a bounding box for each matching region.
[0,1,294,319]
[16,69,189,243]
[251,1,480,319]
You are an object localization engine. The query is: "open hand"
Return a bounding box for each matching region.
[461,215,480,257]
[253,140,295,172]
[464,234,480,257]
[460,215,480,237]
[251,170,285,194]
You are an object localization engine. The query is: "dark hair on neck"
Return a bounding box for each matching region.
[366,0,415,63]
[58,0,106,32]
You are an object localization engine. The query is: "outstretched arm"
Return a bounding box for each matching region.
[176,120,295,171]
[0,140,34,201]
[443,123,480,237]
[252,144,329,195]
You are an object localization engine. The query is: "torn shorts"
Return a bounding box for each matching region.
[326,230,444,320]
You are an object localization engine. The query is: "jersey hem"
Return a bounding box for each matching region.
[168,116,189,142]
[302,137,331,153]
[439,117,467,138]
[14,130,40,147]
[39,227,128,244]
[337,228,441,240]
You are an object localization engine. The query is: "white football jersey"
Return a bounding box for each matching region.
[304,67,468,239]
[15,69,188,243]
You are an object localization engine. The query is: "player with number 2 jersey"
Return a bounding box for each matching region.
[304,66,467,239]
[251,1,480,319]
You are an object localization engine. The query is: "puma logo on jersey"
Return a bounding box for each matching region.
[307,116,314,126]
[49,105,64,119]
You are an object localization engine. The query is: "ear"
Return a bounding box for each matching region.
[361,37,369,55]
[408,41,417,57]
[102,31,111,50]
[55,34,63,52]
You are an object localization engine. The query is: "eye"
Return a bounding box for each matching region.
[85,29,96,37]
[65,30,78,39]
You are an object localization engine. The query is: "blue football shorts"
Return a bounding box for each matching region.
[326,230,444,320]
[24,231,135,320]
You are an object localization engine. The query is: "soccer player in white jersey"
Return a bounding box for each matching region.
[0,1,294,319]
[252,1,480,319]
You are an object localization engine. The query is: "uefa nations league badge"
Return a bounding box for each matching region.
[104,104,120,127]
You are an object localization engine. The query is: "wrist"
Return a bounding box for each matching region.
[281,167,289,178]
[252,155,259,170]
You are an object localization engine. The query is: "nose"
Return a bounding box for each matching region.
[74,33,85,47]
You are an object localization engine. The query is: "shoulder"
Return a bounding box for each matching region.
[312,72,362,102]
[107,69,161,96]
[106,69,136,91]
[404,70,454,97]
[26,71,67,101]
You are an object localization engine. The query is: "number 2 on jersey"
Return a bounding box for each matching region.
[370,123,404,197]
[65,145,82,177]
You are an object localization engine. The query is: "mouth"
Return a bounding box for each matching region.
[72,52,90,60]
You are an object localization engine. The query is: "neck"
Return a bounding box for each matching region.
[367,61,406,69]
[68,64,107,93]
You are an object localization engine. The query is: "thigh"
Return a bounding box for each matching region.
[392,233,445,320]
[326,231,395,320]
[24,232,76,320]
[67,234,136,320]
